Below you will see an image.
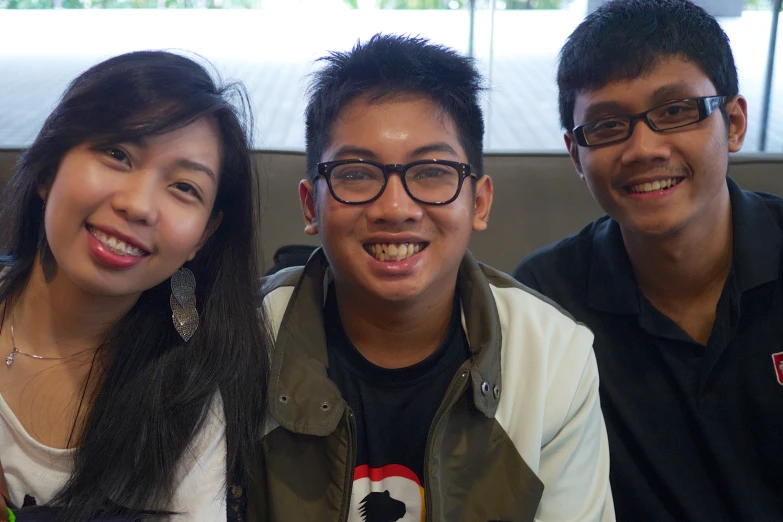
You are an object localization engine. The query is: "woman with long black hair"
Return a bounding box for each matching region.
[0,50,270,521]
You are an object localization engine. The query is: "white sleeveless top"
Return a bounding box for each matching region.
[0,391,227,521]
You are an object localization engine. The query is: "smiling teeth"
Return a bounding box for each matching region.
[630,178,682,193]
[367,243,425,262]
[89,227,145,257]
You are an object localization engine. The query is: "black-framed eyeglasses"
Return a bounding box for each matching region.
[572,95,727,147]
[316,159,477,205]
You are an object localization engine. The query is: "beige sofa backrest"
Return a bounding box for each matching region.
[3,151,782,273]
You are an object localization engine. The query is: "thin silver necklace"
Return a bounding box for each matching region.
[7,322,96,367]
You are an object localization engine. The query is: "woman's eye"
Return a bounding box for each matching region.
[173,182,202,200]
[104,147,129,164]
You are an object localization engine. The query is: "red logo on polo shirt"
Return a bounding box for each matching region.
[772,352,783,386]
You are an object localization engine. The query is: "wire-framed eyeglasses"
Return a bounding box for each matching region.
[572,95,727,147]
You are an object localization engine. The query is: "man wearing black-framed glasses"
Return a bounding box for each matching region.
[514,1,783,521]
[317,158,476,206]
[251,34,613,522]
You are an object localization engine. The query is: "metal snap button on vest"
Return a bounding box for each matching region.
[493,385,500,399]
[480,381,490,395]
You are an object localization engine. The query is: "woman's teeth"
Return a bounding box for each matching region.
[367,243,425,262]
[88,226,146,257]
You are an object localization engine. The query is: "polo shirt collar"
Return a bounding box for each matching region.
[727,177,781,291]
[587,217,640,314]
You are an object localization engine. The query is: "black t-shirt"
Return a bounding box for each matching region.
[513,179,783,522]
[325,285,470,522]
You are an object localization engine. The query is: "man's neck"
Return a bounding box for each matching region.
[621,185,733,343]
[333,279,456,369]
[7,263,139,356]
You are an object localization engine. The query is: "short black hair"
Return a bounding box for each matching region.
[557,0,738,131]
[305,33,485,181]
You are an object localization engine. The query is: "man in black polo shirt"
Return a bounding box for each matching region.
[513,0,783,520]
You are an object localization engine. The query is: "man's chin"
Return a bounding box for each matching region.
[621,217,688,240]
[371,281,425,303]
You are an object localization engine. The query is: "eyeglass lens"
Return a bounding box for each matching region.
[582,99,703,145]
[329,162,461,203]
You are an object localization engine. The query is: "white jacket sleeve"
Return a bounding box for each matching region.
[535,326,615,522]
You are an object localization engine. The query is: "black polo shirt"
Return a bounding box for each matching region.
[513,178,783,522]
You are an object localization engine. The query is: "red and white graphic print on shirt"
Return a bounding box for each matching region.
[348,464,426,522]
[772,351,783,386]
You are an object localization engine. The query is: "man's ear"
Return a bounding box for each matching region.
[564,132,585,181]
[299,179,319,236]
[472,175,493,232]
[187,211,223,261]
[726,95,748,152]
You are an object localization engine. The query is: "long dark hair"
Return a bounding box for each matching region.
[0,51,270,520]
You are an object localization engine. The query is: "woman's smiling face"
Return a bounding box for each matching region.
[42,118,222,299]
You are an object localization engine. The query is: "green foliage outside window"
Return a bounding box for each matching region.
[1,0,248,8]
[376,0,460,8]
[356,0,565,7]
[503,0,565,7]
[745,0,781,10]
[1,0,53,8]
[2,0,762,10]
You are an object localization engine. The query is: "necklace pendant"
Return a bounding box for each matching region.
[6,348,17,367]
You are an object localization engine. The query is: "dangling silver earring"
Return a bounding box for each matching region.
[38,201,56,283]
[170,267,198,342]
